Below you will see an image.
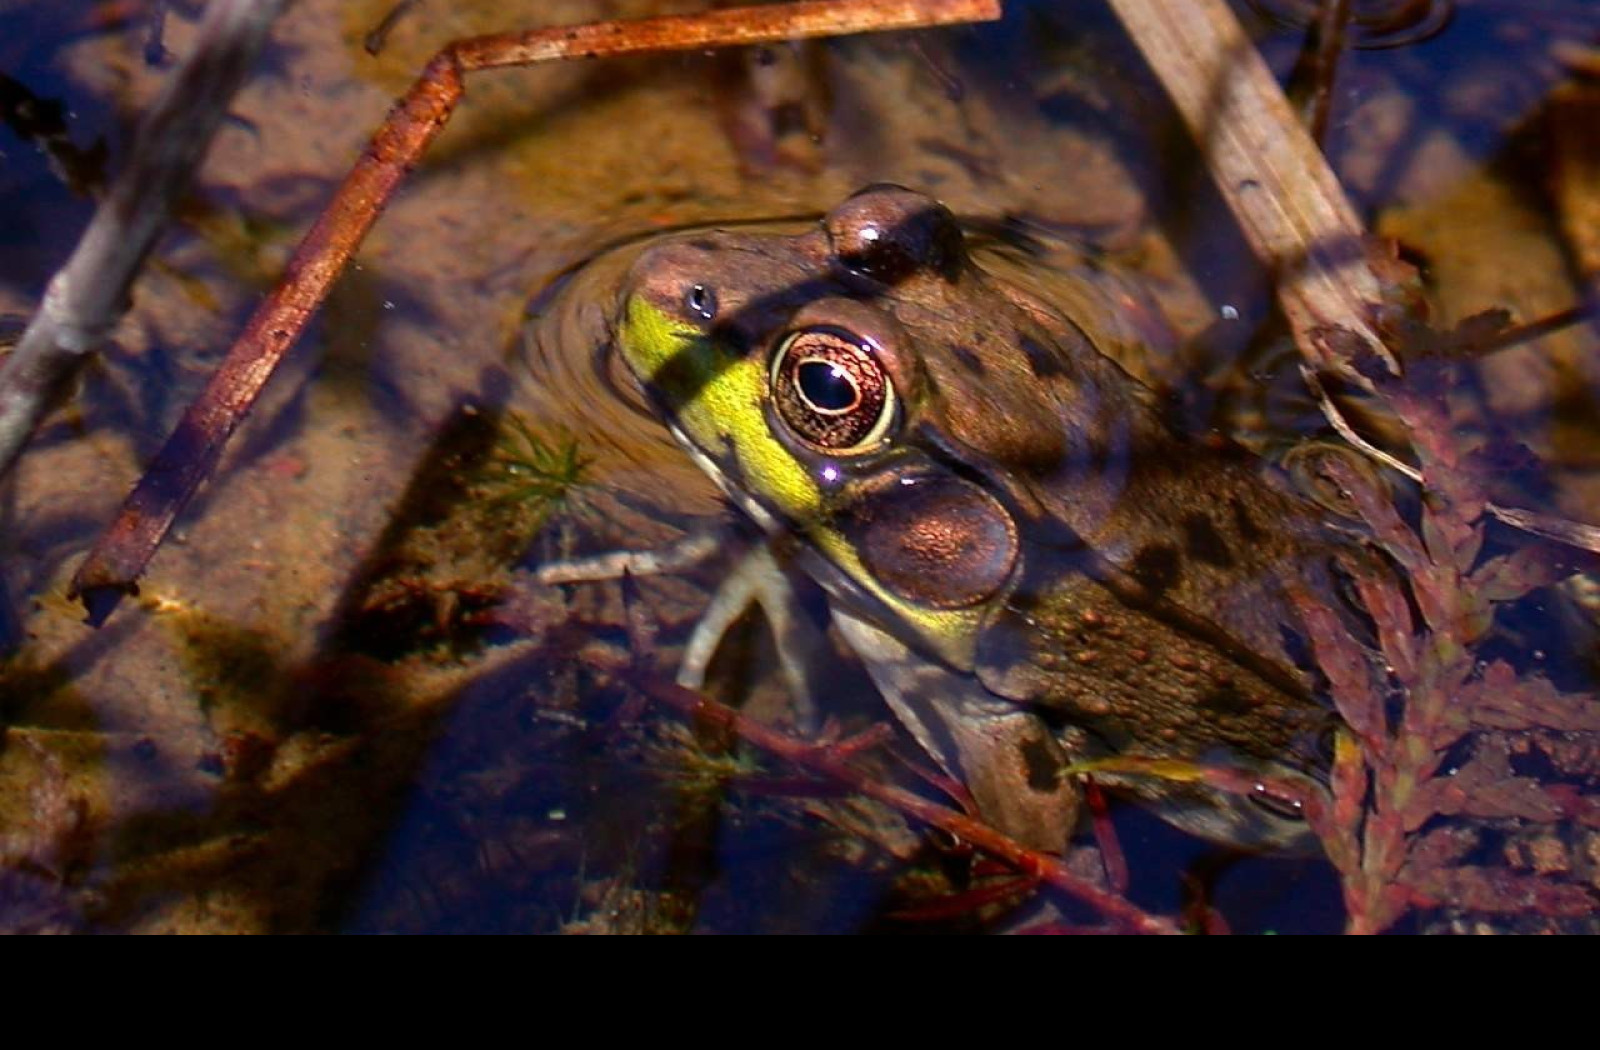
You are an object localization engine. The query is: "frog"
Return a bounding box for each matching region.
[598,184,1367,855]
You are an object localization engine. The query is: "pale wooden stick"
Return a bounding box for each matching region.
[0,0,290,477]
[1109,0,1600,553]
[1105,0,1398,375]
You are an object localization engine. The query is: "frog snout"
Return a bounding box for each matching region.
[624,241,723,324]
[825,185,968,285]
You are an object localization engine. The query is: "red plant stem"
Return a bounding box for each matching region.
[626,671,1181,935]
[68,0,1002,623]
[889,875,1041,922]
[1083,777,1129,894]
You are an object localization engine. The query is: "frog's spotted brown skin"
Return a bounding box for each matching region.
[610,185,1371,853]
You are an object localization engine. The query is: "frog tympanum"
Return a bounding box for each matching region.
[607,185,1364,855]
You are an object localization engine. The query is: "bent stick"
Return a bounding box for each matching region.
[70,0,1002,623]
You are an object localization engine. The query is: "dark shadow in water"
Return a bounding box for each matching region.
[0,573,20,659]
[321,364,516,662]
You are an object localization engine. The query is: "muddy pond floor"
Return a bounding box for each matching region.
[1,0,1598,933]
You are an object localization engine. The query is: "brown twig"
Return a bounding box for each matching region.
[69,0,1002,625]
[363,0,426,58]
[1474,305,1592,356]
[1304,0,1351,146]
[620,669,1180,935]
[0,0,288,481]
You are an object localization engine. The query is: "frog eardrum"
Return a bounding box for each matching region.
[836,471,1019,610]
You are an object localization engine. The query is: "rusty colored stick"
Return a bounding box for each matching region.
[452,0,999,69]
[69,0,1002,623]
[625,671,1180,935]
[70,53,465,623]
[1104,0,1397,375]
[1477,305,1591,356]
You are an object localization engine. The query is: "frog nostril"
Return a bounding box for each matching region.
[685,284,718,321]
[826,185,967,284]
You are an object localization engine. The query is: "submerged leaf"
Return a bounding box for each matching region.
[1466,663,1600,734]
[1420,495,1483,577]
[1352,566,1417,682]
[1323,457,1428,572]
[1326,729,1367,873]
[1420,759,1564,827]
[1406,866,1597,918]
[1403,825,1478,872]
[1289,586,1386,744]
[1471,546,1572,603]
[1296,323,1600,929]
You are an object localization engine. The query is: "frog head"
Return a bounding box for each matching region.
[612,186,1152,669]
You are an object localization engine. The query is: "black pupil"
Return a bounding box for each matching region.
[798,361,857,412]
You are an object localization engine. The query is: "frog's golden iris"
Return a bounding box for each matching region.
[770,327,897,453]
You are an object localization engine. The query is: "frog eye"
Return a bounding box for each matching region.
[770,327,897,453]
[1247,785,1308,823]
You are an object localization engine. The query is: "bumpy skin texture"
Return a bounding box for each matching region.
[611,185,1365,852]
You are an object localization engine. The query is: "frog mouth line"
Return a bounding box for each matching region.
[665,421,967,665]
[668,422,782,536]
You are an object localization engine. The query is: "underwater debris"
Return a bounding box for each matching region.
[334,407,589,661]
[0,738,94,934]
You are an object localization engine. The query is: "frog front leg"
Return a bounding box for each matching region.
[677,543,828,731]
[537,530,827,730]
[832,608,1082,854]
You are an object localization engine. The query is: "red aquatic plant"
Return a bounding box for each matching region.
[1293,329,1600,933]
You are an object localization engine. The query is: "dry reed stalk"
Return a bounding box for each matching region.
[0,0,290,477]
